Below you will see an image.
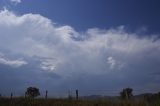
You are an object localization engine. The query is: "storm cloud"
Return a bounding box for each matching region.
[0,9,160,96]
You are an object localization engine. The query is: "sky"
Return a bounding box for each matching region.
[0,0,160,97]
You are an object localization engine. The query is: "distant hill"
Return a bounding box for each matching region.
[80,95,119,101]
[80,92,160,102]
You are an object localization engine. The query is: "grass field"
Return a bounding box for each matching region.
[0,97,160,106]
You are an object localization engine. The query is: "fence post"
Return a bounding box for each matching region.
[10,92,13,100]
[76,89,78,100]
[45,90,48,99]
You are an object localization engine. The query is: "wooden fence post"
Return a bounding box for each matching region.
[76,89,78,100]
[10,92,13,100]
[45,90,48,99]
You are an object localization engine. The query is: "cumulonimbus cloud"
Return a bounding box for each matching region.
[0,9,160,95]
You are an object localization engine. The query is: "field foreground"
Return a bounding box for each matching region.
[0,97,160,106]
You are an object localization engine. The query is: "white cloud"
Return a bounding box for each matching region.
[0,9,160,74]
[10,0,21,4]
[107,56,124,70]
[0,9,160,94]
[107,57,116,69]
[39,58,60,72]
[0,57,27,67]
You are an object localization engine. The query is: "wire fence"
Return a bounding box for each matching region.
[0,88,159,99]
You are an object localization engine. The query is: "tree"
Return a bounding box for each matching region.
[25,87,40,98]
[120,88,133,100]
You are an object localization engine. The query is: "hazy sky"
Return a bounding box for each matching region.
[0,0,160,97]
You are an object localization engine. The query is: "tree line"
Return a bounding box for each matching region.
[1,86,160,101]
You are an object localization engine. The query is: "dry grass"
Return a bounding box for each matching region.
[0,97,159,106]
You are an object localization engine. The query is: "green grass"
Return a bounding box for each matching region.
[0,97,159,106]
